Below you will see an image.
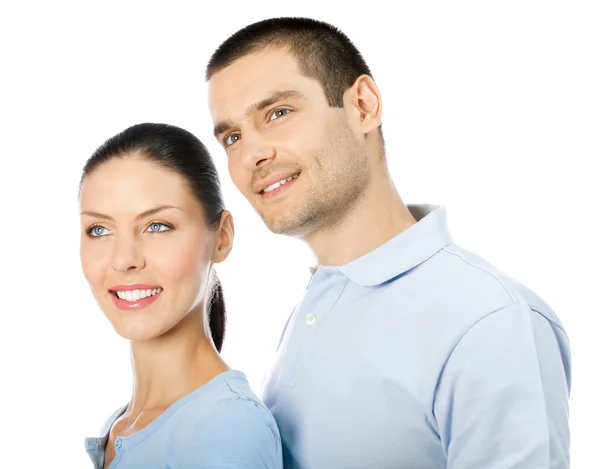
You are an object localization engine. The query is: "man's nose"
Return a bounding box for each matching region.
[240,133,276,171]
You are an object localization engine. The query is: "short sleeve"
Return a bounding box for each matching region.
[174,396,283,469]
[433,303,570,469]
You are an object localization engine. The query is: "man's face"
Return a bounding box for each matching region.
[208,47,370,237]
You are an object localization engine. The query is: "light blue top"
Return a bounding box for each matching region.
[262,204,571,469]
[85,370,283,468]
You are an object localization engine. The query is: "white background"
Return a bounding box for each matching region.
[1,1,598,467]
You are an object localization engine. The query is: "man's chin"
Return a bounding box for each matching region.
[262,214,313,238]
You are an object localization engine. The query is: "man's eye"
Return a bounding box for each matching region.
[270,109,291,121]
[224,134,241,147]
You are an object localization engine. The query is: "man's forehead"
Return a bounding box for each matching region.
[214,46,300,76]
[208,55,318,122]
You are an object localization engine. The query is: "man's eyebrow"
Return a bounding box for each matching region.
[213,89,305,139]
[247,90,304,115]
[80,205,182,222]
[213,119,236,140]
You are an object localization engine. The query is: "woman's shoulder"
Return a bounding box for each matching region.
[177,369,277,430]
[172,370,283,468]
[175,369,262,408]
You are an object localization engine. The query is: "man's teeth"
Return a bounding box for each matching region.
[263,174,299,193]
[115,288,162,302]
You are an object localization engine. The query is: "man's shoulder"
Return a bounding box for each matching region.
[414,243,565,334]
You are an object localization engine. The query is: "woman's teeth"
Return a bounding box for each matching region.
[115,288,162,302]
[263,173,299,193]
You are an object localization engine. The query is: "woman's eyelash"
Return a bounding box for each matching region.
[86,224,110,237]
[145,222,174,233]
[85,222,174,238]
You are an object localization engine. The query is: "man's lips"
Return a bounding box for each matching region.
[254,171,300,194]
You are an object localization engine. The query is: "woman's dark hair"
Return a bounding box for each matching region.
[81,123,227,352]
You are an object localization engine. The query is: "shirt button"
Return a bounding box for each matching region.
[115,438,122,449]
[305,313,316,325]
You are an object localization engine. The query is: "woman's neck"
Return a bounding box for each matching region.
[126,310,229,416]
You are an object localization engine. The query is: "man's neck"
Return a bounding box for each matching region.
[305,176,417,267]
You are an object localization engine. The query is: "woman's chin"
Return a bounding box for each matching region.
[111,319,169,343]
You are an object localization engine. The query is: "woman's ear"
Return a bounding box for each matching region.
[212,210,234,264]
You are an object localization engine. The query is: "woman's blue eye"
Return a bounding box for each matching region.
[89,226,111,237]
[147,223,170,233]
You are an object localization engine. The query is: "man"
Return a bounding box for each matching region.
[206,17,571,469]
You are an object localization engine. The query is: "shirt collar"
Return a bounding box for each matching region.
[313,204,452,286]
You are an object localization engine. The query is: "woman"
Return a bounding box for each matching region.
[80,123,283,468]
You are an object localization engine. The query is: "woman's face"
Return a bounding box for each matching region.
[79,155,231,342]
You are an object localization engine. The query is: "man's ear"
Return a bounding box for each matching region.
[344,74,382,135]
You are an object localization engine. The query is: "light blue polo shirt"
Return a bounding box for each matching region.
[262,204,571,469]
[85,370,283,468]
